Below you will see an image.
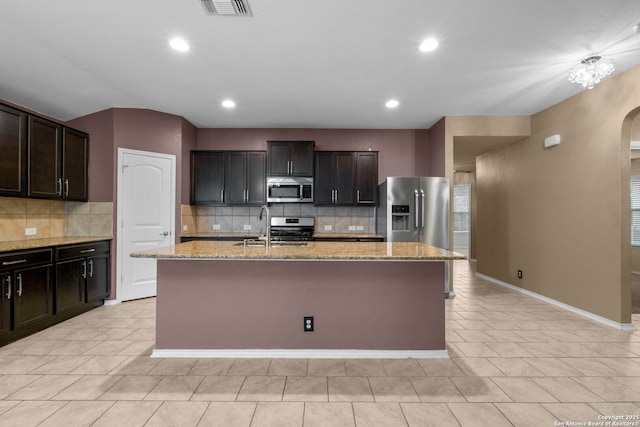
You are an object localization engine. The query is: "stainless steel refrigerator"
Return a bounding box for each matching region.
[377,176,452,295]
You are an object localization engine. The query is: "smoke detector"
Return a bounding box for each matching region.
[200,0,252,16]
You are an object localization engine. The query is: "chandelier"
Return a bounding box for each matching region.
[568,55,615,89]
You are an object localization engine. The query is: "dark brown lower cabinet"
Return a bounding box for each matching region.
[0,272,11,338]
[0,240,110,347]
[13,263,53,331]
[55,241,110,315]
[0,249,53,344]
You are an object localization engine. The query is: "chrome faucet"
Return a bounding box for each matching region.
[257,204,271,247]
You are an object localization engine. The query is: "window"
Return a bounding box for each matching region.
[453,184,470,232]
[632,175,640,247]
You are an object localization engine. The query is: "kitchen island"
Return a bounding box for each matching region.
[132,240,464,358]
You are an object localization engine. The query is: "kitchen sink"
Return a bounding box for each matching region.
[235,239,308,247]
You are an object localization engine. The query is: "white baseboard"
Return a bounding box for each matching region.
[475,273,636,331]
[103,299,120,306]
[151,349,449,359]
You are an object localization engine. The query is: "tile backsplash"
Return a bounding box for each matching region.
[182,203,376,235]
[0,197,113,241]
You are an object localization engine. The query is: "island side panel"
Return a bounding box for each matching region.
[156,260,445,350]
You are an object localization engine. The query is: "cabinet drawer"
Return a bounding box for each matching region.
[0,249,52,270]
[55,241,110,261]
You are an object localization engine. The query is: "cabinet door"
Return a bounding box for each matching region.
[355,152,378,205]
[225,152,247,205]
[191,151,225,204]
[314,152,335,205]
[246,151,266,205]
[28,116,62,199]
[0,104,27,197]
[290,142,314,176]
[13,264,53,330]
[267,142,291,176]
[334,152,355,205]
[0,273,11,337]
[62,128,88,201]
[55,259,86,314]
[87,254,110,302]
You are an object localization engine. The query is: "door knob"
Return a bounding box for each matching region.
[160,231,169,236]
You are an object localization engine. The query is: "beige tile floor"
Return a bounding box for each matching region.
[0,260,639,426]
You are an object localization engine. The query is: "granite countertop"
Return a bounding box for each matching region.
[131,240,465,261]
[0,236,113,253]
[180,232,257,239]
[313,233,385,239]
[181,232,385,240]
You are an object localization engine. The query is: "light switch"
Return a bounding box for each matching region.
[324,225,332,231]
[348,225,356,231]
[25,227,37,236]
[213,224,221,230]
[243,224,252,230]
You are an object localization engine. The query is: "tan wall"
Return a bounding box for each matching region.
[474,65,640,324]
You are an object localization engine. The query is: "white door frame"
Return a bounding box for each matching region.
[115,148,176,304]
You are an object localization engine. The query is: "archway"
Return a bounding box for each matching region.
[622,107,640,324]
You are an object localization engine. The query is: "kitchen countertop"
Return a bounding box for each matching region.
[180,232,385,240]
[131,240,465,261]
[0,236,113,253]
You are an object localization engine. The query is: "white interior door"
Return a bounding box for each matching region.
[117,149,175,302]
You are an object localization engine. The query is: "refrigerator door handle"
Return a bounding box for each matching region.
[414,189,420,229]
[420,189,426,229]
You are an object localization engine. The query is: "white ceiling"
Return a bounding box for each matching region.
[1,0,640,130]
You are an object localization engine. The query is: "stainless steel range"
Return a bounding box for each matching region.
[270,217,315,241]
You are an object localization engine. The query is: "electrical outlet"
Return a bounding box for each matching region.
[213,224,221,230]
[183,225,188,231]
[304,316,314,332]
[243,224,252,230]
[348,225,356,231]
[517,270,523,279]
[25,227,37,236]
[356,225,364,231]
[324,225,332,231]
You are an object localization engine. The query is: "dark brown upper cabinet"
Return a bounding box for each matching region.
[191,151,226,205]
[267,141,314,177]
[225,151,266,206]
[314,151,355,205]
[191,150,266,206]
[354,151,378,205]
[0,104,28,197]
[314,151,378,206]
[28,116,62,199]
[27,115,89,201]
[62,128,89,201]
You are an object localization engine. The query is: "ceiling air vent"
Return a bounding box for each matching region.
[200,0,252,16]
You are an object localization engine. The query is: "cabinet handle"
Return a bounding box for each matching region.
[357,190,360,203]
[57,178,62,196]
[89,260,94,278]
[220,189,224,202]
[288,160,292,175]
[80,249,96,254]
[2,259,27,266]
[64,179,69,197]
[5,276,11,300]
[17,274,22,297]
[82,261,87,279]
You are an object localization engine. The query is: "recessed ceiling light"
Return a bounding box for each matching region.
[222,99,236,108]
[169,37,190,52]
[385,99,399,108]
[419,38,439,52]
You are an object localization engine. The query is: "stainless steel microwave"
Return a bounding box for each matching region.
[267,177,313,203]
